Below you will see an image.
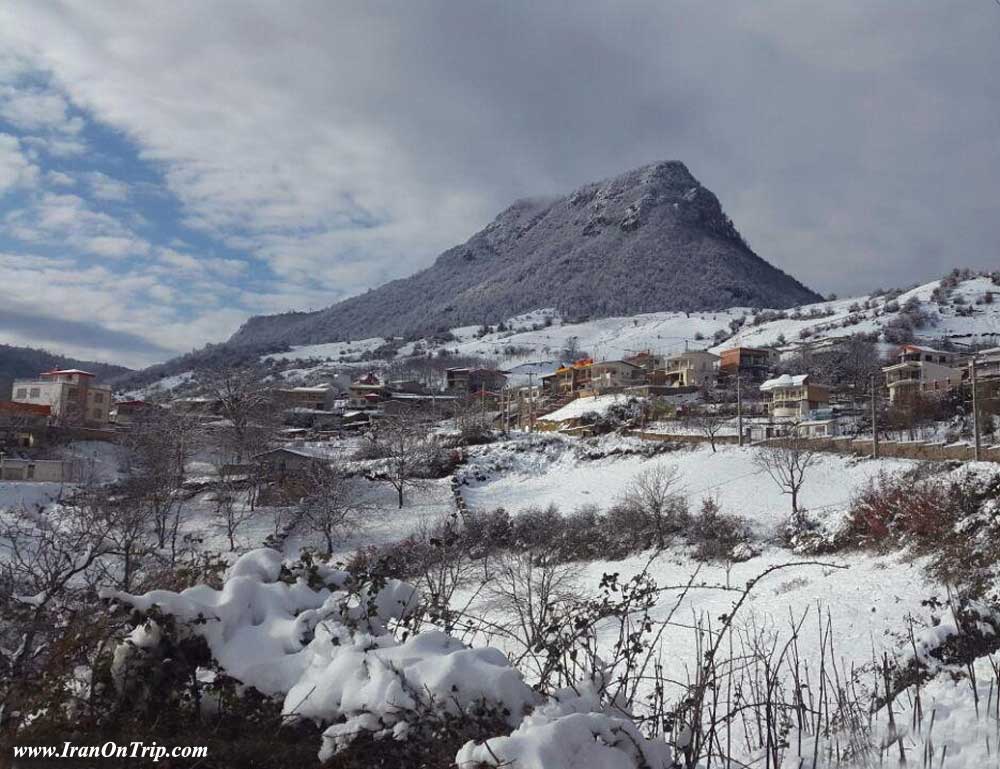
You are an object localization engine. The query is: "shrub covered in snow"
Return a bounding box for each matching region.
[105,549,672,768]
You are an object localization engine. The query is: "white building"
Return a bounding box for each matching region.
[882,345,964,404]
[12,369,112,426]
[759,374,831,419]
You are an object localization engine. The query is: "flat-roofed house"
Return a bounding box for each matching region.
[12,369,112,426]
[0,401,51,448]
[660,350,720,388]
[760,374,831,419]
[718,347,777,383]
[588,360,646,392]
[540,359,593,397]
[882,345,964,404]
[275,384,337,411]
[445,367,508,396]
[110,399,158,426]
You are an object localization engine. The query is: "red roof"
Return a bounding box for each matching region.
[0,401,51,416]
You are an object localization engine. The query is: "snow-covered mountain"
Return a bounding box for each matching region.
[227,160,820,348]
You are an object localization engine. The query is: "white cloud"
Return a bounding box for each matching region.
[83,235,149,259]
[45,169,75,186]
[21,134,87,157]
[4,191,152,259]
[0,132,38,192]
[0,249,248,366]
[0,85,80,133]
[86,171,129,201]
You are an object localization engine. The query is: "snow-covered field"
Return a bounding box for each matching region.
[462,439,913,535]
[4,423,997,767]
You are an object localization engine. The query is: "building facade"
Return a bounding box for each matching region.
[718,347,777,383]
[660,351,720,388]
[12,369,112,426]
[760,374,831,419]
[882,345,964,404]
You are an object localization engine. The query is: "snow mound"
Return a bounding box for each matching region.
[106,549,670,767]
[457,680,671,769]
[540,393,636,423]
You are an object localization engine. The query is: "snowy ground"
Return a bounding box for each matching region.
[455,544,937,695]
[462,439,914,535]
[4,428,996,767]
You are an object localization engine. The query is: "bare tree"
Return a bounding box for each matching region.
[684,404,732,452]
[119,408,201,557]
[621,464,687,548]
[364,411,432,508]
[199,368,277,464]
[752,439,822,522]
[452,396,493,444]
[297,463,365,554]
[483,550,581,679]
[212,468,257,551]
[0,490,115,729]
[806,334,882,398]
[94,496,157,592]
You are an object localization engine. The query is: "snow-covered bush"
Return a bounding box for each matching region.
[105,549,671,768]
[457,679,671,769]
[847,468,1000,593]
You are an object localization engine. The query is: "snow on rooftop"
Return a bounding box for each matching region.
[538,393,635,423]
[760,374,809,391]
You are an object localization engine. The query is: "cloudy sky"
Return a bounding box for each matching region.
[1,1,998,367]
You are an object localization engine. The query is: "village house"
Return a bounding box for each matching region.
[274,384,338,412]
[388,378,429,395]
[252,446,333,485]
[622,351,662,371]
[0,454,84,482]
[12,369,112,426]
[882,344,965,404]
[110,399,158,425]
[169,396,223,420]
[445,367,508,396]
[973,347,1000,413]
[0,401,51,447]
[587,360,646,393]
[541,358,593,397]
[717,347,777,383]
[659,350,720,389]
[759,374,831,419]
[349,372,388,408]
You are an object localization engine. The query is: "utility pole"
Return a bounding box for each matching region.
[870,373,879,459]
[527,372,535,433]
[971,357,982,461]
[736,373,744,447]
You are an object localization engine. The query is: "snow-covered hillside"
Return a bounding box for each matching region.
[249,273,1000,384]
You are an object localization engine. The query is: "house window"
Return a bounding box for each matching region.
[29,388,39,398]
[93,392,104,403]
[93,408,102,420]
[15,388,27,399]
